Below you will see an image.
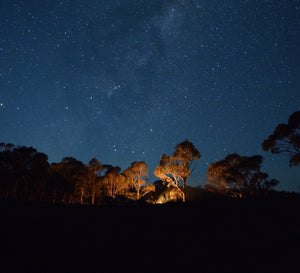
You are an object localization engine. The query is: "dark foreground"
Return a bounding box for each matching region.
[1,197,300,273]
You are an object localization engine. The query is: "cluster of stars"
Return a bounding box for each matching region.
[0,0,299,191]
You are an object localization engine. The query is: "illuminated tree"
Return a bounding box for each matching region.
[206,154,279,198]
[101,166,129,199]
[87,158,103,205]
[123,161,154,200]
[154,140,201,202]
[47,158,101,205]
[262,111,300,167]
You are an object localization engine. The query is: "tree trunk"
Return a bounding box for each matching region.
[80,189,84,204]
[91,192,95,205]
[182,179,186,202]
[62,192,68,204]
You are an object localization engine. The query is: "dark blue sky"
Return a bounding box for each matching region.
[0,0,299,191]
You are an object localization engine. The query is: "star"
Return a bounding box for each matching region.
[0,1,298,192]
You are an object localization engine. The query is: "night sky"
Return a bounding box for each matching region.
[1,1,299,191]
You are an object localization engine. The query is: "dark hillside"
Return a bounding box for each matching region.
[1,197,300,273]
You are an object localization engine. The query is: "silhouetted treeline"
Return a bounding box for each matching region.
[0,140,286,206]
[0,143,150,205]
[0,143,49,201]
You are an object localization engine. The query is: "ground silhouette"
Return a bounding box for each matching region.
[1,194,299,273]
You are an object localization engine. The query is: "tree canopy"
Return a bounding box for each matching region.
[206,153,279,198]
[0,143,49,200]
[154,140,201,202]
[0,137,289,205]
[123,161,154,200]
[101,165,129,199]
[262,110,300,167]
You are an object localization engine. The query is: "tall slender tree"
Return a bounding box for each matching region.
[87,158,103,205]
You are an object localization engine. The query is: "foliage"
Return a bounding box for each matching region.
[49,157,88,204]
[0,143,49,200]
[123,161,154,200]
[206,153,279,198]
[0,138,288,205]
[262,111,300,167]
[101,166,129,199]
[87,158,103,204]
[154,139,200,202]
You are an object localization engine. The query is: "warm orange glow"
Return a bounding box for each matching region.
[155,187,183,204]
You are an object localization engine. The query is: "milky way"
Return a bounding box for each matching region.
[0,1,299,191]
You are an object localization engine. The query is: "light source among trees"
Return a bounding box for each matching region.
[0,137,286,205]
[154,140,201,202]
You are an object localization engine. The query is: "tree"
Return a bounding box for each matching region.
[206,153,279,198]
[154,140,201,202]
[49,157,87,204]
[24,147,49,201]
[87,158,103,205]
[0,144,49,201]
[47,163,69,204]
[262,111,300,167]
[123,161,154,200]
[101,166,129,199]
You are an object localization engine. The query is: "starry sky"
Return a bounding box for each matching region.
[0,0,299,191]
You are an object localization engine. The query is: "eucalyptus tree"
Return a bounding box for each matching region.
[206,153,279,198]
[262,111,300,167]
[154,140,201,202]
[123,161,154,200]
